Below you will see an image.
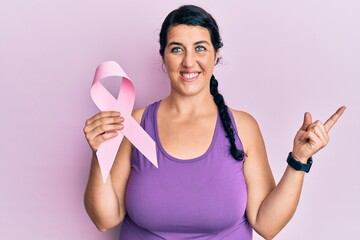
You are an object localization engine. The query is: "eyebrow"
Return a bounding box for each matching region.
[194,40,211,45]
[167,41,183,47]
[167,40,211,47]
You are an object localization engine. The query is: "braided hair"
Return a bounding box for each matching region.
[159,5,245,161]
[210,75,244,161]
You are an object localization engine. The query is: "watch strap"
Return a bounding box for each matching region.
[287,152,313,173]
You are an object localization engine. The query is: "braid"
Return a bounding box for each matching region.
[210,75,245,161]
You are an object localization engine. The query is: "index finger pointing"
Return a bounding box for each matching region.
[324,106,346,132]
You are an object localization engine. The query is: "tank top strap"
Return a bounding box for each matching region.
[139,101,160,140]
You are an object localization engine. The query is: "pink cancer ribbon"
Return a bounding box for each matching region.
[91,61,158,182]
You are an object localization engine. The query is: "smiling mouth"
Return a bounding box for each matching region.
[180,72,200,81]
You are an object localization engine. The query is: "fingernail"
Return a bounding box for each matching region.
[115,117,123,122]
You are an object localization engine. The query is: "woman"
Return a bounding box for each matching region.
[83,5,345,239]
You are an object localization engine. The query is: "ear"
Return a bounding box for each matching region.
[161,58,167,73]
[215,49,220,65]
[159,50,165,62]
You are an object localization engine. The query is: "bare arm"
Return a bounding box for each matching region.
[233,107,346,239]
[83,109,144,231]
[83,138,132,231]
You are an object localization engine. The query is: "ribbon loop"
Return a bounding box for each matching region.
[90,61,158,182]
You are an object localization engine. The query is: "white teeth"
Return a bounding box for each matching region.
[182,72,199,79]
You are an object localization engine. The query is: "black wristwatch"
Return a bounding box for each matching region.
[287,152,313,173]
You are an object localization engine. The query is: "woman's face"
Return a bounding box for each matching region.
[163,24,219,97]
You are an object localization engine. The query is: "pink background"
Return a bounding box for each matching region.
[1,0,359,239]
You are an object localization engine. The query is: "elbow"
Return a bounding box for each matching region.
[252,222,280,240]
[256,231,277,240]
[257,227,282,240]
[250,211,286,240]
[84,199,126,233]
[93,221,113,233]
[94,218,122,233]
[263,234,276,240]
[97,226,110,232]
[93,212,126,233]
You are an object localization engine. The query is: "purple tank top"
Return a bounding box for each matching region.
[119,101,252,239]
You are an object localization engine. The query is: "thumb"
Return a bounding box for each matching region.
[299,112,312,131]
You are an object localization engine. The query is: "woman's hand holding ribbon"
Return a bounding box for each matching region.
[83,111,124,152]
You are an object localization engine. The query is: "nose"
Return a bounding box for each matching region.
[182,51,196,68]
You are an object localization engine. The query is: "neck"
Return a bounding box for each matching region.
[162,92,217,116]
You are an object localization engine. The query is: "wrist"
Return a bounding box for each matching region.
[291,152,308,164]
[287,152,313,173]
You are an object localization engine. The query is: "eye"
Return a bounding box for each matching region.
[170,47,183,53]
[195,46,206,52]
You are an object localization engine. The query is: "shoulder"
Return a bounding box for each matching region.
[132,107,146,124]
[229,108,263,153]
[132,101,160,123]
[229,108,260,132]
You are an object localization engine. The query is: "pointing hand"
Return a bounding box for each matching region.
[292,106,346,163]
